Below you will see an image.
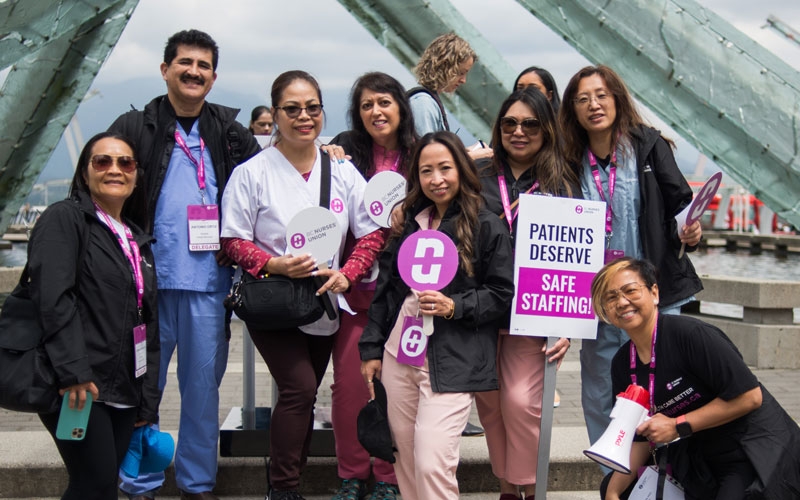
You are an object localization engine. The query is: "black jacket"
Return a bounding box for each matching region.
[28,191,160,422]
[630,126,703,306]
[108,95,261,231]
[359,200,515,393]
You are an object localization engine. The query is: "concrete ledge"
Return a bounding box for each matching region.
[0,428,603,497]
[687,315,800,369]
[695,275,800,309]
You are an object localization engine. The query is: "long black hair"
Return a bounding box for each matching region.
[345,71,417,177]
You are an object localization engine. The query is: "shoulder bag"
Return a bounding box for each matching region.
[0,265,60,413]
[0,202,90,413]
[227,149,337,330]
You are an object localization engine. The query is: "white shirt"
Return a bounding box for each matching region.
[221,146,380,335]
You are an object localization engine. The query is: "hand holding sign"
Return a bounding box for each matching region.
[397,230,459,335]
[364,171,407,228]
[676,172,721,258]
[286,207,342,319]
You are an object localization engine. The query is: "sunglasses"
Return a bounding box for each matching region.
[275,104,323,119]
[90,155,137,173]
[500,117,541,135]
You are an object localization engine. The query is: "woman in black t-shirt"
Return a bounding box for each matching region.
[591,257,800,500]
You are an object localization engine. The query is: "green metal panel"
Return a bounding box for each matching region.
[515,0,800,228]
[0,0,139,234]
[336,0,517,140]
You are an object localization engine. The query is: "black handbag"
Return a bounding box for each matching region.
[226,149,337,330]
[228,272,324,331]
[0,265,60,413]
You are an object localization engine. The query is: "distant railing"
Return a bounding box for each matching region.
[2,267,797,368]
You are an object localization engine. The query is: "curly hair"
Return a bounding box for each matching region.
[346,72,417,176]
[487,88,576,197]
[414,33,476,92]
[398,131,483,276]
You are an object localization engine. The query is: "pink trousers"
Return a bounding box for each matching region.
[381,353,473,500]
[475,334,545,485]
[331,311,396,483]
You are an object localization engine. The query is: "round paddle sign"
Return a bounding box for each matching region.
[397,230,458,290]
[364,171,407,228]
[285,207,342,262]
[685,172,723,227]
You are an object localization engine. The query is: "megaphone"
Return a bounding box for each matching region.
[583,384,650,474]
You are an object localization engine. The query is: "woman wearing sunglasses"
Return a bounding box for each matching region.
[473,88,578,500]
[592,257,800,500]
[324,71,417,500]
[29,132,160,499]
[220,70,384,500]
[360,131,514,500]
[559,65,704,463]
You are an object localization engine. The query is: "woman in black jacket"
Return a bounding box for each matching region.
[30,132,160,500]
[559,64,704,462]
[360,131,514,500]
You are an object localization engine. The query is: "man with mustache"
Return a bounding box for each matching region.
[109,29,260,500]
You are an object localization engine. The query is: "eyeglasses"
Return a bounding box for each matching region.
[275,104,323,118]
[573,93,610,107]
[90,155,137,173]
[602,282,647,307]
[499,117,541,135]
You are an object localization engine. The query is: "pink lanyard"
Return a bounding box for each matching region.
[588,149,616,239]
[630,315,658,415]
[94,203,145,312]
[497,173,539,233]
[174,130,207,192]
[427,207,437,229]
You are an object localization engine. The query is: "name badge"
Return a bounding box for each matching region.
[604,249,625,264]
[188,204,220,251]
[396,315,428,367]
[133,324,147,378]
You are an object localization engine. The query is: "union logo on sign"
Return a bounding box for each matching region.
[370,201,384,216]
[400,325,426,357]
[290,233,305,249]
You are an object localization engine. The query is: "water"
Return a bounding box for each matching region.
[688,247,800,282]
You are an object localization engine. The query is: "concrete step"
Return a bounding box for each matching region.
[0,428,603,498]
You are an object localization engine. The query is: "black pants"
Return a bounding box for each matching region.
[40,402,138,500]
[249,326,334,491]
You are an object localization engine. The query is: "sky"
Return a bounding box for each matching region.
[33,0,800,189]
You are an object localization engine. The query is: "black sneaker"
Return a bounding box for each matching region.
[269,489,306,500]
[462,421,485,437]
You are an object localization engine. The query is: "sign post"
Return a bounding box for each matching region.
[511,195,605,499]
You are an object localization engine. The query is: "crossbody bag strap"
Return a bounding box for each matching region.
[319,148,331,208]
[656,446,669,500]
[316,149,337,320]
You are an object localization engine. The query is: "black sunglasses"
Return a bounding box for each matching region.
[275,104,323,119]
[90,155,137,173]
[499,117,541,135]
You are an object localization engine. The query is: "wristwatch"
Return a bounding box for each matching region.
[675,414,693,438]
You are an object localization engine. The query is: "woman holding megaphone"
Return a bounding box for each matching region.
[591,257,800,500]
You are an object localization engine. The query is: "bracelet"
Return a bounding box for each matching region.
[444,298,455,320]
